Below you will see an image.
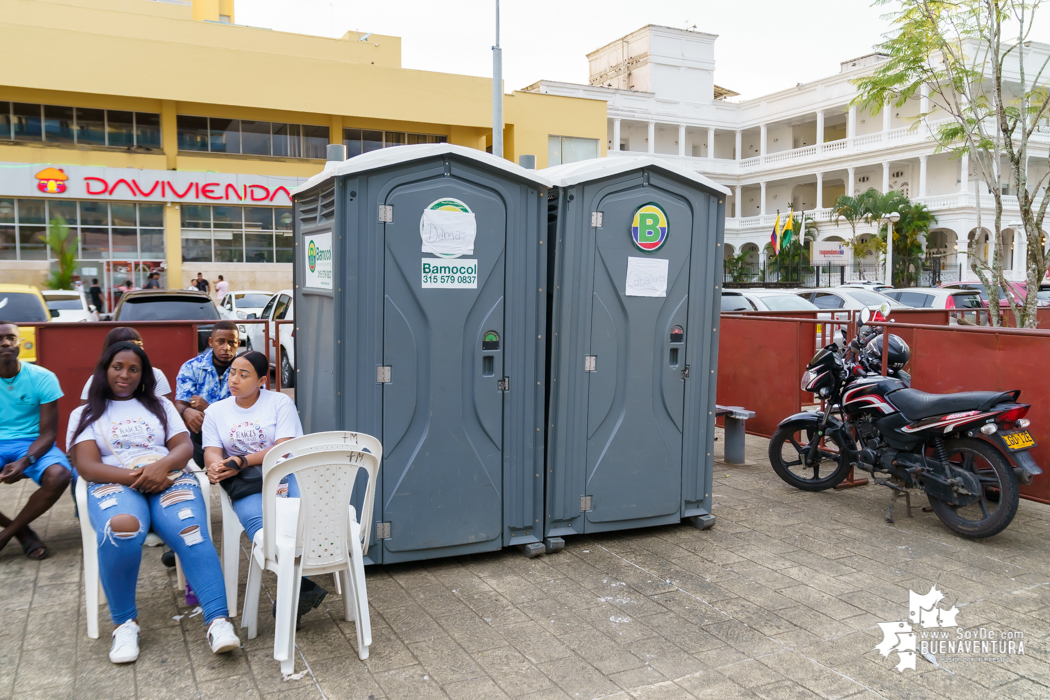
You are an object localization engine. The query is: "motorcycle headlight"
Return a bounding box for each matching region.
[801,369,817,391]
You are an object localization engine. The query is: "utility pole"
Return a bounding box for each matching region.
[492,0,503,158]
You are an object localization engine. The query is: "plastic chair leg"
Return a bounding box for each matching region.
[243,553,263,639]
[273,552,302,667]
[82,532,101,640]
[338,568,354,622]
[222,525,241,617]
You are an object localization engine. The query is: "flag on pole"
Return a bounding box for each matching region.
[798,212,807,247]
[769,212,782,256]
[782,209,795,249]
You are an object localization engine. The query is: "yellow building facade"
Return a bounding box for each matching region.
[0,0,606,301]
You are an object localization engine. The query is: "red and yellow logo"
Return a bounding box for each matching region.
[35,167,68,194]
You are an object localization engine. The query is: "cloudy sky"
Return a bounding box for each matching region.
[236,0,904,99]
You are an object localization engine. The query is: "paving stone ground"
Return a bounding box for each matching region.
[2,429,1050,699]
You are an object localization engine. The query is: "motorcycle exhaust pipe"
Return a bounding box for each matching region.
[1014,467,1035,485]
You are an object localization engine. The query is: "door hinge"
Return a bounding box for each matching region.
[681,364,690,379]
[584,355,597,372]
[378,205,393,223]
[377,366,391,383]
[375,522,391,539]
[591,211,603,228]
[580,495,592,512]
[497,377,509,391]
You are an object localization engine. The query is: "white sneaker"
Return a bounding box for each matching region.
[109,620,140,664]
[207,617,240,654]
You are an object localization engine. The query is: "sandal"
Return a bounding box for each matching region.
[21,530,48,561]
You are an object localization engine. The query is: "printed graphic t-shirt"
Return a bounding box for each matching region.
[81,367,172,400]
[69,397,187,469]
[202,390,302,457]
[0,361,64,442]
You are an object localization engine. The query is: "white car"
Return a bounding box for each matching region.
[218,290,273,321]
[40,289,99,322]
[243,290,295,388]
[837,282,894,293]
[796,288,910,310]
[736,290,822,312]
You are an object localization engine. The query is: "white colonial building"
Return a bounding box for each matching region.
[526,24,1050,282]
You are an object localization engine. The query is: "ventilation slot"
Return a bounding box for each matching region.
[297,191,320,226]
[318,185,336,222]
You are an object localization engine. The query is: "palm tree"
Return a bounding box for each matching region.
[832,194,868,242]
[876,201,937,287]
[723,251,757,283]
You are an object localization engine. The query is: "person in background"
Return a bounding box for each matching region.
[195,273,210,296]
[69,341,240,664]
[114,279,134,307]
[0,322,73,561]
[89,279,106,315]
[203,350,327,629]
[143,272,161,290]
[80,327,171,406]
[174,321,239,469]
[73,275,84,294]
[214,275,228,299]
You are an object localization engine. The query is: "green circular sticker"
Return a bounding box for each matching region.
[307,240,318,272]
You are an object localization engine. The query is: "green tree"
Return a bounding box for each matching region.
[45,217,77,291]
[853,0,1050,327]
[723,251,757,283]
[875,201,939,286]
[832,193,869,243]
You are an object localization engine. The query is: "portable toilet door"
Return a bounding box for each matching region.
[292,145,549,564]
[542,157,729,543]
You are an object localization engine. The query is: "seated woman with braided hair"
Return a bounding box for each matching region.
[69,341,240,664]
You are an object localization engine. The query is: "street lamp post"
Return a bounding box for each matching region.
[492,0,503,158]
[884,212,901,286]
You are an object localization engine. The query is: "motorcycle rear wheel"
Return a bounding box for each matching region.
[927,438,1019,539]
[768,422,853,491]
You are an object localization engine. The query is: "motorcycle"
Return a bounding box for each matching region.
[768,304,1042,538]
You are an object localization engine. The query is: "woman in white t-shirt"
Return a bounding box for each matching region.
[69,341,240,665]
[203,351,327,623]
[80,327,171,405]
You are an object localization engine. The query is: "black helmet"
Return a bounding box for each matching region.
[862,333,910,372]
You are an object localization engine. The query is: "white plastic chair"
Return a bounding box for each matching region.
[240,434,380,673]
[219,431,383,616]
[76,463,212,640]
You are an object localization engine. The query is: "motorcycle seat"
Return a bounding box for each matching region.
[888,388,1017,421]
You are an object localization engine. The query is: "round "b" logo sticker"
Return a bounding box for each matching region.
[631,203,668,252]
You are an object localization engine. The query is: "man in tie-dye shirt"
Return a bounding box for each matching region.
[174,321,240,468]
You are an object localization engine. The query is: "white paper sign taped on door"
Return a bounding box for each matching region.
[625,257,669,297]
[420,209,476,257]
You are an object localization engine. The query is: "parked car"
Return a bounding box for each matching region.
[218,290,273,321]
[938,281,1049,308]
[736,290,822,312]
[721,291,757,311]
[243,290,295,387]
[41,289,99,323]
[796,288,909,310]
[837,281,893,293]
[0,284,49,362]
[112,289,220,352]
[882,287,983,310]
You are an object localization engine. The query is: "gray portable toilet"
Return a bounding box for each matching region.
[541,156,729,549]
[291,144,550,564]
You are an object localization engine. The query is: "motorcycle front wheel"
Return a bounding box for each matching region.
[768,422,853,491]
[927,438,1019,539]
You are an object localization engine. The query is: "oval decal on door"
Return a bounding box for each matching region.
[631,203,669,252]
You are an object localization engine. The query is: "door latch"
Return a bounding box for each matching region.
[497,377,509,391]
[681,364,690,379]
[378,205,393,223]
[377,366,391,383]
[580,495,592,512]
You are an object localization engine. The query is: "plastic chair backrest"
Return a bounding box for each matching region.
[260,445,379,570]
[266,431,382,554]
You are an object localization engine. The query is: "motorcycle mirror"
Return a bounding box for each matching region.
[879,301,891,319]
[859,307,872,325]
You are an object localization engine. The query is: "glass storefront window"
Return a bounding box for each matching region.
[213,230,244,263]
[210,118,241,153]
[178,204,292,264]
[243,207,273,231]
[177,116,209,151]
[362,130,383,153]
[181,229,211,262]
[181,205,211,229]
[385,132,406,147]
[107,110,135,147]
[273,123,300,158]
[139,204,163,228]
[245,233,274,263]
[80,201,108,226]
[76,108,106,145]
[49,200,77,225]
[302,125,329,159]
[0,198,14,224]
[276,209,293,230]
[81,227,109,259]
[276,231,293,262]
[44,105,75,144]
[110,203,137,227]
[17,199,45,225]
[548,135,599,166]
[241,121,271,156]
[13,103,41,141]
[0,102,10,140]
[345,128,446,155]
[18,227,47,259]
[212,206,242,229]
[111,228,138,257]
[0,226,15,260]
[140,228,165,257]
[135,112,161,149]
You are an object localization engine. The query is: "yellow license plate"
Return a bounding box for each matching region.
[1003,430,1035,450]
[816,324,822,334]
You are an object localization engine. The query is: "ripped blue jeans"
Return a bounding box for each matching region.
[87,473,228,626]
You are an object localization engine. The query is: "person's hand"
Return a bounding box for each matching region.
[182,407,205,433]
[130,460,172,494]
[207,456,241,483]
[0,458,28,484]
[189,396,210,412]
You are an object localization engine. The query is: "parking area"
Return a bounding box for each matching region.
[2,429,1049,700]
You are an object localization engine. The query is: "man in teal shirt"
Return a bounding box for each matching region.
[0,321,72,560]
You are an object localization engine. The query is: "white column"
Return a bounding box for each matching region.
[847,167,856,197]
[707,127,716,159]
[1013,227,1027,274]
[848,105,857,140]
[816,172,824,209]
[735,130,742,161]
[760,124,767,157]
[647,120,655,154]
[760,181,767,216]
[886,219,894,285]
[882,162,890,193]
[920,84,930,115]
[678,124,686,157]
[815,110,824,150]
[960,151,969,193]
[919,156,928,198]
[734,185,742,218]
[612,118,621,152]
[882,101,892,140]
